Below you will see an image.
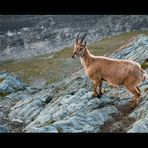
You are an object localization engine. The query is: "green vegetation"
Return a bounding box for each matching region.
[141,30,148,35]
[141,60,148,69]
[0,59,15,66]
[0,31,147,86]
[54,47,73,58]
[0,56,81,85]
[0,78,5,83]
[145,88,148,92]
[0,91,8,97]
[56,127,63,133]
[45,119,56,125]
[88,31,140,56]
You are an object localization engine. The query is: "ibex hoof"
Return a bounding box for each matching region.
[129,100,139,109]
[97,94,102,98]
[92,93,102,98]
[92,93,97,98]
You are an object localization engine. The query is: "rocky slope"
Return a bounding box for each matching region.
[0,34,148,133]
[1,15,148,61]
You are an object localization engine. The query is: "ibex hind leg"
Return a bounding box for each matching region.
[136,86,141,93]
[98,82,103,95]
[125,85,141,109]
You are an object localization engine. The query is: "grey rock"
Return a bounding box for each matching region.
[50,106,118,133]
[26,87,40,95]
[112,35,148,62]
[25,125,58,133]
[0,125,7,133]
[0,111,5,119]
[41,95,53,104]
[31,79,47,89]
[86,99,101,110]
[0,71,27,95]
[12,118,23,125]
[9,96,44,124]
[127,118,148,133]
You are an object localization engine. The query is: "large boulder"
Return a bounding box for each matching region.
[0,71,28,96]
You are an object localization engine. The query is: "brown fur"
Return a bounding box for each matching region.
[72,39,147,108]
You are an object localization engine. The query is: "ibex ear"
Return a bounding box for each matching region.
[83,41,86,47]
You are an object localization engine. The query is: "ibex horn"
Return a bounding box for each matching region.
[76,33,80,43]
[80,33,87,43]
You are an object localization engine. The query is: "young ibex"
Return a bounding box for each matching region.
[72,33,148,108]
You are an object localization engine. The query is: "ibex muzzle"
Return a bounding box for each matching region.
[72,52,76,59]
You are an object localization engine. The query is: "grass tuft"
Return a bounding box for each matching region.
[0,91,9,97]
[0,78,5,83]
[141,60,148,70]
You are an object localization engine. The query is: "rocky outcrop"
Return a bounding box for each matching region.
[1,15,148,61]
[0,34,147,132]
[0,71,28,96]
[0,71,40,132]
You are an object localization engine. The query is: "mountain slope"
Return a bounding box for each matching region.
[0,34,148,133]
[1,15,148,61]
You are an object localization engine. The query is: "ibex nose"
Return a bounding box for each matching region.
[72,52,76,59]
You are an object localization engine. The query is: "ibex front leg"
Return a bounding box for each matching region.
[92,81,103,98]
